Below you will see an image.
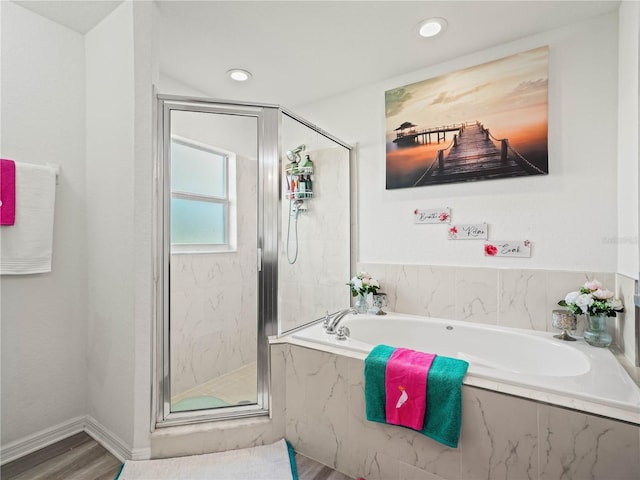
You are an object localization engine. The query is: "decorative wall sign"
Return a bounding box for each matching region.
[484,240,531,258]
[385,46,549,189]
[414,207,451,224]
[448,223,488,240]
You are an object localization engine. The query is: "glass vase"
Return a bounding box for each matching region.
[583,313,612,347]
[354,293,369,314]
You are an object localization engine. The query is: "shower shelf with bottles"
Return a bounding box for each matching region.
[285,163,314,200]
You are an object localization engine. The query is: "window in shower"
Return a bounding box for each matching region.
[170,137,235,252]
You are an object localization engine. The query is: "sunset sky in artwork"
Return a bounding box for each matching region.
[385,46,549,143]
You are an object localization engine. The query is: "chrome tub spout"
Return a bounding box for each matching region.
[325,307,357,334]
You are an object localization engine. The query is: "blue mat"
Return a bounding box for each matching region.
[172,395,229,411]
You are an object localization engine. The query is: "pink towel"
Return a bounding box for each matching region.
[0,159,16,225]
[385,348,436,430]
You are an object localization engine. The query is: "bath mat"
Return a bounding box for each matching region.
[116,439,298,479]
[171,395,229,411]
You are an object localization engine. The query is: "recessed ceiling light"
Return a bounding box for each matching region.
[417,17,447,38]
[227,69,252,82]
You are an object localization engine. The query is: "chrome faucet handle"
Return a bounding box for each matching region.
[322,310,332,330]
[336,326,350,340]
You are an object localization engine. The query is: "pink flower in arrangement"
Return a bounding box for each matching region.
[484,244,498,256]
[438,211,450,222]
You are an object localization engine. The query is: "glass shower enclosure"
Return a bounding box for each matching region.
[154,95,351,427]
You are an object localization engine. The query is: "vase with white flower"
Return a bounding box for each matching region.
[347,272,380,313]
[558,279,624,347]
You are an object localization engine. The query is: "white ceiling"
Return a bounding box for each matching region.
[15,0,620,107]
[156,0,620,106]
[14,0,122,34]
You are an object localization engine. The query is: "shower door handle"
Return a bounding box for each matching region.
[257,247,262,272]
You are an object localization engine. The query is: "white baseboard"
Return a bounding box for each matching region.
[1,415,149,465]
[0,416,86,465]
[84,415,131,463]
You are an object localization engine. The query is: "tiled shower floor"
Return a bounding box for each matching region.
[171,362,257,408]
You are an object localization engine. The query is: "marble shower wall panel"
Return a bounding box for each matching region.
[170,156,257,396]
[285,345,640,480]
[279,147,350,333]
[358,263,619,335]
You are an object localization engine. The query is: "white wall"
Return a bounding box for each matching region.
[297,13,620,273]
[85,0,154,457]
[85,0,136,448]
[0,2,88,447]
[617,1,640,279]
[131,0,155,456]
[1,0,154,457]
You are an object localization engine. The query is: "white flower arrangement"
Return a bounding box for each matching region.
[347,272,380,297]
[558,279,624,317]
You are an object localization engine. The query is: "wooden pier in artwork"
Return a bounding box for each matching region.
[393,122,464,147]
[412,122,545,186]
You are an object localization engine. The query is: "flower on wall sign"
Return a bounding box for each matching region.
[448,223,488,240]
[484,244,498,256]
[414,207,451,224]
[484,240,531,257]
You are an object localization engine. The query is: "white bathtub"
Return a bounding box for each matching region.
[290,312,640,424]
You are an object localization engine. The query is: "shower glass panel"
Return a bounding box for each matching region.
[278,113,351,334]
[165,105,262,419]
[155,96,350,427]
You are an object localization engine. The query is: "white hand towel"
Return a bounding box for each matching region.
[0,162,57,274]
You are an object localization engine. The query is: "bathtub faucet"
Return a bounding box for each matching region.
[325,308,357,334]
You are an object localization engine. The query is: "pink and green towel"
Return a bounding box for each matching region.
[385,348,436,430]
[364,344,469,448]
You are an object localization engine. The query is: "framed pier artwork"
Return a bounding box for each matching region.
[385,46,549,189]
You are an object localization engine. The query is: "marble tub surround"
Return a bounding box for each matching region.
[284,344,640,480]
[289,315,640,424]
[357,263,621,338]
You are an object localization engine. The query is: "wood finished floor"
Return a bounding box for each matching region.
[1,432,353,480]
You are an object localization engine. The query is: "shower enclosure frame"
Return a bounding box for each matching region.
[152,94,353,429]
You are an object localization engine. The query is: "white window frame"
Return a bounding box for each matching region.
[170,135,237,254]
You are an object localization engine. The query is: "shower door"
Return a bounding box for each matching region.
[156,97,277,425]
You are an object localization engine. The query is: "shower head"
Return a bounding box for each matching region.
[286,144,306,163]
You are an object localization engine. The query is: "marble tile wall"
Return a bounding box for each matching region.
[285,344,640,480]
[170,156,258,396]
[358,262,627,341]
[279,147,351,333]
